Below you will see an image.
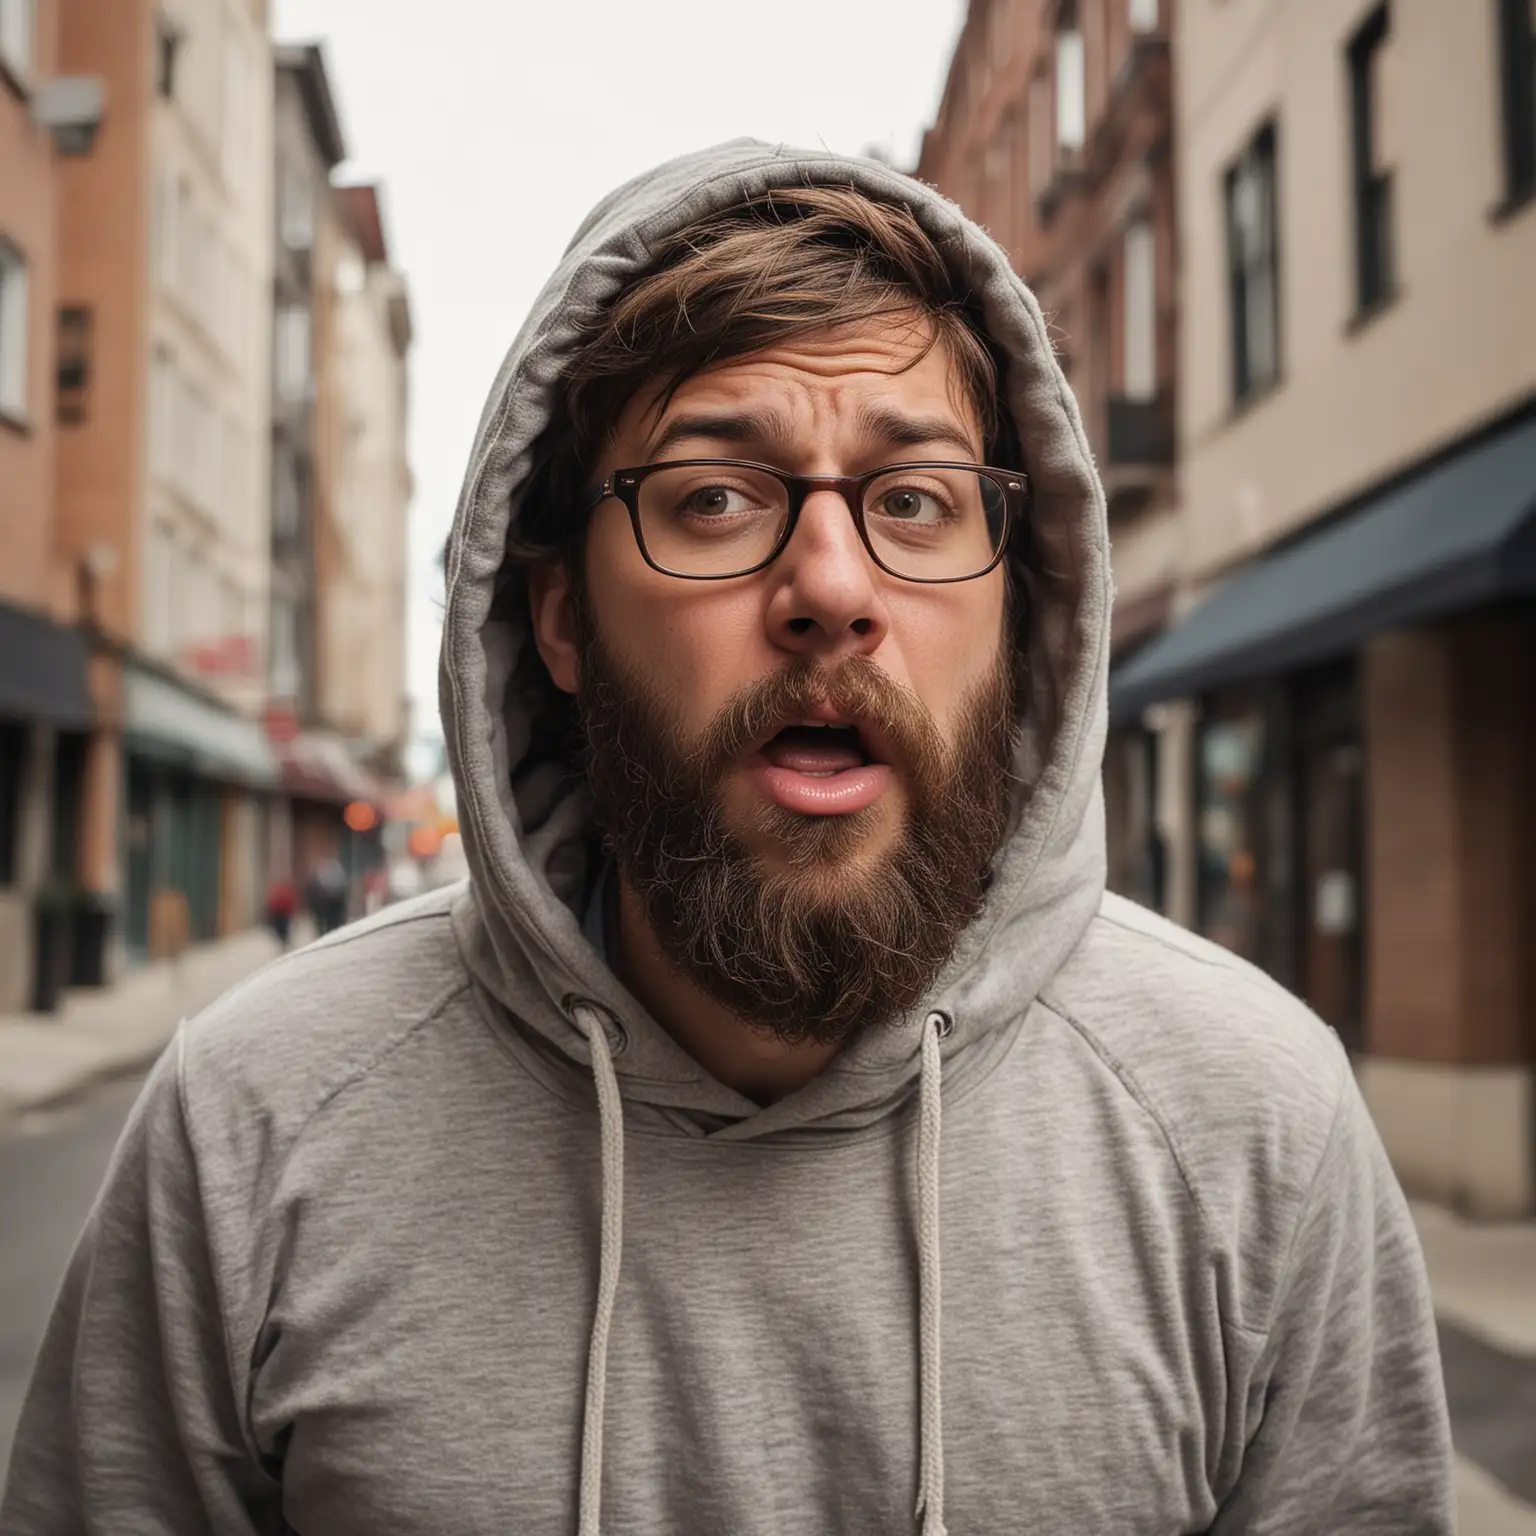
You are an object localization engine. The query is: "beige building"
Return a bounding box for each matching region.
[143,0,273,719]
[319,182,412,776]
[1116,0,1536,1215]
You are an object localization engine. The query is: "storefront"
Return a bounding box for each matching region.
[267,722,388,923]
[1112,407,1536,1214]
[121,665,279,964]
[0,602,96,1012]
[1189,667,1364,1051]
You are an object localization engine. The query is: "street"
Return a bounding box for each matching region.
[2,1078,1534,1527]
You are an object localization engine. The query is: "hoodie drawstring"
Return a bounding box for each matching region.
[572,1004,626,1536]
[915,1011,949,1536]
[569,1002,948,1536]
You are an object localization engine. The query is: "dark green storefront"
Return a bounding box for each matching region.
[121,665,279,964]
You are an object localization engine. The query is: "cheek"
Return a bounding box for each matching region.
[889,576,1006,734]
[584,519,771,733]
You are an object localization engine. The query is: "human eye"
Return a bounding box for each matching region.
[867,480,953,527]
[673,482,763,519]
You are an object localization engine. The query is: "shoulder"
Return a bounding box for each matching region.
[175,885,473,1160]
[1041,893,1355,1332]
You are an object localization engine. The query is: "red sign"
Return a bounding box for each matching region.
[264,702,300,744]
[186,635,259,676]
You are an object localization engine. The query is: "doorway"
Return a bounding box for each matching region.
[1294,668,1365,1052]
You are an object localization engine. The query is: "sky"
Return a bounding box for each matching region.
[270,0,968,774]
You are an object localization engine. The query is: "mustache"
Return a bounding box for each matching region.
[688,654,947,789]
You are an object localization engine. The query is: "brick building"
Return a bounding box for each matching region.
[0,0,97,1011]
[917,0,1179,909]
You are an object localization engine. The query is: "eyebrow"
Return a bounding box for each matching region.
[853,402,981,460]
[642,403,981,464]
[643,409,797,461]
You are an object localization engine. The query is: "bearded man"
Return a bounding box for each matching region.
[3,145,1452,1536]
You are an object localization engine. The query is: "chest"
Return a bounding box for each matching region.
[253,1111,1230,1535]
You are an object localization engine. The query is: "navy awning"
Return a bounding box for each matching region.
[0,602,94,730]
[1111,412,1536,723]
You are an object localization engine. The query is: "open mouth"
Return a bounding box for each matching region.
[758,721,875,776]
[746,714,893,816]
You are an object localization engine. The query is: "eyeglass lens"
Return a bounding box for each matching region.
[634,463,1007,579]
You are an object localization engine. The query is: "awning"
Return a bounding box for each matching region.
[124,666,280,788]
[0,601,94,730]
[276,731,382,807]
[1111,413,1536,722]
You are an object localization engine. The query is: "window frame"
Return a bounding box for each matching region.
[0,238,30,422]
[1122,218,1158,401]
[1496,0,1536,208]
[1223,120,1282,407]
[1347,5,1396,319]
[0,0,35,89]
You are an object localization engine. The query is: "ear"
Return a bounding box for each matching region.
[527,560,581,695]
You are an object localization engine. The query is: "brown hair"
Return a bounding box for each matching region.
[513,184,1017,562]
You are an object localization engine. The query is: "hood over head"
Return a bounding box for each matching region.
[440,139,1111,1142]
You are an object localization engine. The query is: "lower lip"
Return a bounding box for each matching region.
[748,761,893,815]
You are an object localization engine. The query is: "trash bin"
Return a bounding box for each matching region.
[70,890,113,988]
[31,886,75,1014]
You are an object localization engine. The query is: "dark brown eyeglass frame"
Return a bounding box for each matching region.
[587,458,1030,584]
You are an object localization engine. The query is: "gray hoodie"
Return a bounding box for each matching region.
[2,142,1453,1536]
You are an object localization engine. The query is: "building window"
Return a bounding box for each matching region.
[1497,0,1536,204]
[0,241,28,419]
[1348,6,1395,316]
[0,721,23,887]
[1224,122,1280,404]
[270,590,300,698]
[1056,28,1086,153]
[155,11,182,100]
[0,0,33,82]
[1197,706,1268,962]
[272,442,300,538]
[1122,219,1157,400]
[1028,72,1054,198]
[56,306,92,425]
[1129,0,1158,30]
[145,522,175,656]
[274,305,311,402]
[281,164,314,251]
[149,345,174,478]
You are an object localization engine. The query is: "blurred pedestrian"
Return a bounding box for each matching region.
[0,145,1453,1536]
[304,856,348,937]
[263,875,297,948]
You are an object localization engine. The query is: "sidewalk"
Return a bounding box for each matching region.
[0,927,288,1126]
[1414,1200,1536,1359]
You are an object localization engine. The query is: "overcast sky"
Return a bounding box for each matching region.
[270,0,967,772]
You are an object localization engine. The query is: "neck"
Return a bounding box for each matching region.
[612,877,841,1105]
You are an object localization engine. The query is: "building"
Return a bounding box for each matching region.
[917,0,1179,909]
[0,0,101,1011]
[1115,0,1536,1215]
[54,0,278,966]
[327,182,412,779]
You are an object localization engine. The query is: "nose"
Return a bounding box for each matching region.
[764,490,889,661]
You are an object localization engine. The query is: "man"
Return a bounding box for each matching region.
[3,144,1452,1534]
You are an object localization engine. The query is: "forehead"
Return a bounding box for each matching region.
[614,317,985,453]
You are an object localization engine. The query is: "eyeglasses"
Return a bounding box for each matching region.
[588,458,1028,584]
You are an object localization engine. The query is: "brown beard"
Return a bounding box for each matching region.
[576,626,1021,1048]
